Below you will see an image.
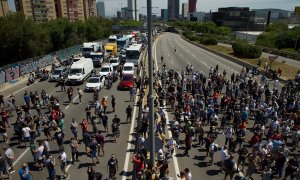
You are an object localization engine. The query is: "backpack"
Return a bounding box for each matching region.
[213,145,218,152]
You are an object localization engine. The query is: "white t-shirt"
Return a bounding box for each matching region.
[5,148,14,159]
[186,172,192,180]
[36,145,44,160]
[22,127,31,137]
[225,128,234,139]
[220,148,228,161]
[60,152,67,163]
[167,139,176,150]
[43,141,50,152]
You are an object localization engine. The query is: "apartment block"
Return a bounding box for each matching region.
[83,0,96,20]
[14,0,57,21]
[55,0,85,21]
[0,0,10,17]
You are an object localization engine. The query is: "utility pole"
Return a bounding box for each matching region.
[134,0,137,21]
[147,0,155,167]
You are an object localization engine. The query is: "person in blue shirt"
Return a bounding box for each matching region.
[19,163,32,180]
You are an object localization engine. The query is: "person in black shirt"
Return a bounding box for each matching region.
[67,87,73,103]
[107,154,118,180]
[126,105,132,123]
[111,95,116,113]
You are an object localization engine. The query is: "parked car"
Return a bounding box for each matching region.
[84,75,105,91]
[49,67,69,82]
[118,74,135,90]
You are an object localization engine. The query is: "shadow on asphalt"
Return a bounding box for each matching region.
[206,169,220,176]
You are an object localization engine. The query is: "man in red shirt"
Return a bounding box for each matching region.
[250,133,260,146]
[132,154,144,174]
[0,108,9,128]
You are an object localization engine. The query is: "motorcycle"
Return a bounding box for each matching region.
[27,76,35,86]
[39,72,49,82]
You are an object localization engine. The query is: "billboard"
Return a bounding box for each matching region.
[295,6,300,15]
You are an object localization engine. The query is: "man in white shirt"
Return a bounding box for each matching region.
[184,168,192,180]
[225,126,234,146]
[35,142,44,171]
[22,126,31,147]
[220,146,229,173]
[167,137,177,157]
[59,148,70,179]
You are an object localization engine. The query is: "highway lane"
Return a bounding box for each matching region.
[0,66,138,179]
[154,33,285,180]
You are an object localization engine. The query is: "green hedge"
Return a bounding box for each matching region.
[203,37,218,45]
[232,41,262,58]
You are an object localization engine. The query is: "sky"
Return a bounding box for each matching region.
[101,0,299,17]
[7,0,299,17]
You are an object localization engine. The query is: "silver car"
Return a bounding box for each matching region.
[49,67,69,82]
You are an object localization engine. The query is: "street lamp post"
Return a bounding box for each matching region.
[147,0,155,167]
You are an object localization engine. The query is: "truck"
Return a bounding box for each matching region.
[90,52,110,67]
[105,43,117,56]
[81,42,102,58]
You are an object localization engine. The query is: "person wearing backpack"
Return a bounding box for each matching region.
[223,155,236,180]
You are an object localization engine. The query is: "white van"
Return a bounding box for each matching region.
[122,62,135,75]
[67,58,94,84]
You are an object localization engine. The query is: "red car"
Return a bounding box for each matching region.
[118,74,135,90]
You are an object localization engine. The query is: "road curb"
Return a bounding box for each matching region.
[180,34,288,83]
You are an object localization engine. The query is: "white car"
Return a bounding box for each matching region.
[99,64,113,77]
[84,75,105,91]
[109,57,120,70]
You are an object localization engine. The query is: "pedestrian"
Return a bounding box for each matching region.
[67,86,73,103]
[0,153,9,179]
[54,128,64,150]
[0,94,4,108]
[237,146,248,172]
[126,105,132,123]
[223,155,236,180]
[70,118,78,141]
[85,105,92,123]
[3,146,14,173]
[184,132,192,157]
[107,154,118,180]
[22,124,31,148]
[111,95,116,113]
[101,97,108,114]
[78,88,83,104]
[96,130,105,156]
[184,168,192,180]
[167,137,176,158]
[70,137,79,164]
[219,146,229,173]
[35,141,45,171]
[100,113,108,133]
[129,87,135,101]
[19,163,33,180]
[88,136,100,165]
[44,154,56,180]
[209,141,218,165]
[0,124,8,143]
[58,148,70,179]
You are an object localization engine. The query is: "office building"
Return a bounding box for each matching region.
[161,9,168,21]
[117,11,121,19]
[121,7,128,19]
[0,0,9,17]
[127,0,133,19]
[212,7,255,31]
[182,3,188,18]
[188,11,205,22]
[15,0,57,21]
[96,1,105,17]
[168,0,179,19]
[188,0,197,13]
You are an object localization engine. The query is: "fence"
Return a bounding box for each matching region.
[0,45,82,85]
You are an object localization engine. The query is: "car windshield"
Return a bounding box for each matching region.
[88,78,100,83]
[69,69,82,75]
[122,76,133,81]
[100,67,109,72]
[90,55,103,60]
[124,66,132,71]
[110,60,118,63]
[53,70,62,75]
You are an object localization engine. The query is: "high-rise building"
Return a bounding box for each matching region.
[121,7,128,19]
[96,1,105,17]
[168,0,179,19]
[0,0,10,17]
[83,0,97,20]
[55,0,85,21]
[15,0,57,22]
[182,3,188,18]
[188,0,197,13]
[117,11,121,19]
[127,0,133,19]
[161,9,168,21]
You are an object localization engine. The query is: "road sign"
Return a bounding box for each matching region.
[112,25,147,31]
[143,137,163,152]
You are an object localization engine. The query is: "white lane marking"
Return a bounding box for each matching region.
[5,85,28,99]
[13,147,30,166]
[65,95,79,109]
[122,66,141,180]
[154,36,180,177]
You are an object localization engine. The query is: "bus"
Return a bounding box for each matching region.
[126,44,143,66]
[117,36,131,51]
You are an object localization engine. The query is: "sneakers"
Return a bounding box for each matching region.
[9,169,15,174]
